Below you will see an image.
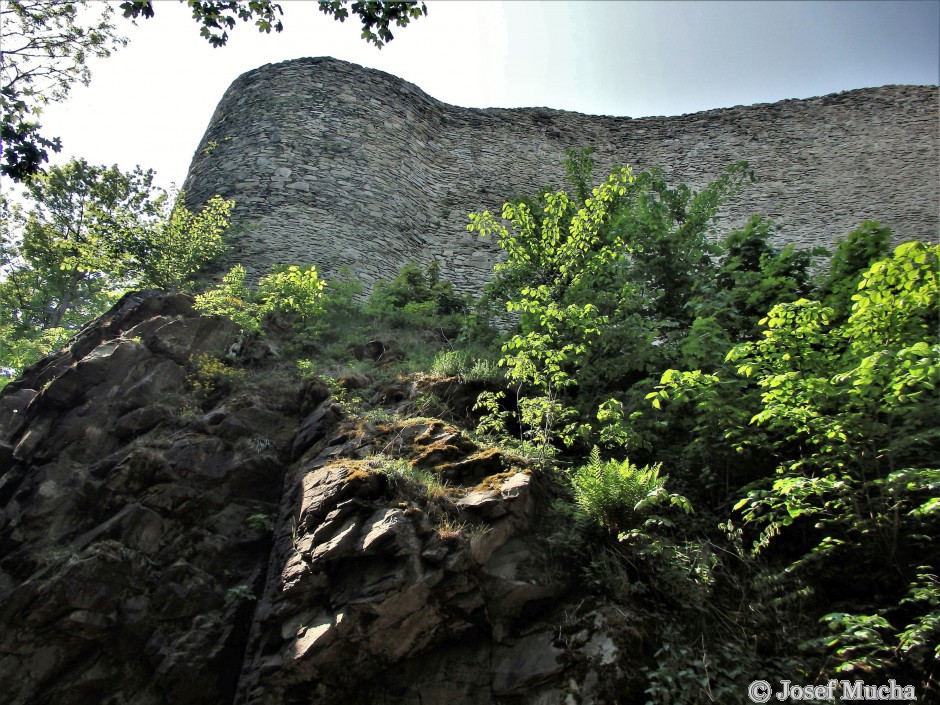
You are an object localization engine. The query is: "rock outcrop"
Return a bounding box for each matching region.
[0,292,641,704]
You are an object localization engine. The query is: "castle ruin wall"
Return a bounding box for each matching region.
[182,57,939,292]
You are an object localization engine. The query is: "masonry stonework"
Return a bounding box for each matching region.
[182,57,939,292]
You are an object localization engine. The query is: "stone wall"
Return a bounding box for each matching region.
[182,57,939,292]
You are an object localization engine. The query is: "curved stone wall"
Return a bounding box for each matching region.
[182,57,939,292]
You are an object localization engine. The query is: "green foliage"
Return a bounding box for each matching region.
[194,263,326,333]
[468,164,630,453]
[4,0,427,181]
[564,146,596,205]
[245,512,275,533]
[468,154,760,456]
[258,264,326,322]
[121,0,283,47]
[323,376,365,415]
[133,193,234,290]
[187,353,247,400]
[701,214,823,341]
[816,611,896,676]
[121,0,428,49]
[193,264,259,331]
[4,160,161,328]
[818,220,892,321]
[651,240,939,680]
[0,324,71,392]
[311,265,365,335]
[375,456,445,498]
[0,0,126,179]
[224,583,256,605]
[473,390,512,437]
[430,348,503,382]
[0,162,234,384]
[571,446,691,534]
[366,261,469,336]
[318,1,428,48]
[643,627,751,705]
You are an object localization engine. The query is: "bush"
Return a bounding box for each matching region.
[258,264,325,324]
[187,353,247,400]
[430,348,504,382]
[193,264,260,331]
[651,240,940,682]
[366,261,469,336]
[194,263,326,333]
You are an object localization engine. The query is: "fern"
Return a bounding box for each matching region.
[571,447,690,533]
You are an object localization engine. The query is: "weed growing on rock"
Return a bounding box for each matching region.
[246,513,275,533]
[224,584,256,605]
[187,353,247,400]
[435,517,468,541]
[431,348,503,382]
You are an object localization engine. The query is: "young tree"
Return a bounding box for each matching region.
[650,240,940,682]
[6,159,161,329]
[129,193,234,291]
[0,159,234,387]
[194,263,326,334]
[469,158,754,452]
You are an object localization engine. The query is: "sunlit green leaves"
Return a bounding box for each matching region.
[258,264,325,322]
[571,446,691,535]
[1,1,127,179]
[194,262,327,334]
[134,194,234,290]
[650,238,939,678]
[0,160,235,382]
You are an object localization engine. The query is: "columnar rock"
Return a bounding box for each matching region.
[183,57,938,291]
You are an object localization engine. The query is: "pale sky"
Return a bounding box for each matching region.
[20,1,940,193]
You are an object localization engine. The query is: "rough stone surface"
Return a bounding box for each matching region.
[0,291,278,705]
[0,293,647,705]
[182,57,939,292]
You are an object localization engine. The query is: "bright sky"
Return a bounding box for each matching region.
[30,0,940,193]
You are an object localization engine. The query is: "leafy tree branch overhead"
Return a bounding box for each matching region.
[119,1,426,48]
[0,0,428,181]
[0,0,125,180]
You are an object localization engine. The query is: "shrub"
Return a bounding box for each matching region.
[194,263,326,333]
[366,261,469,336]
[138,193,235,291]
[193,264,260,331]
[431,349,463,376]
[258,264,325,324]
[187,353,247,399]
[431,348,504,382]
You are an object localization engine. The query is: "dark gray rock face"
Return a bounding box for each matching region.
[0,292,642,705]
[0,292,275,704]
[183,57,939,292]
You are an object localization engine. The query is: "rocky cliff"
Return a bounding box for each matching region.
[182,57,939,292]
[0,292,640,704]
